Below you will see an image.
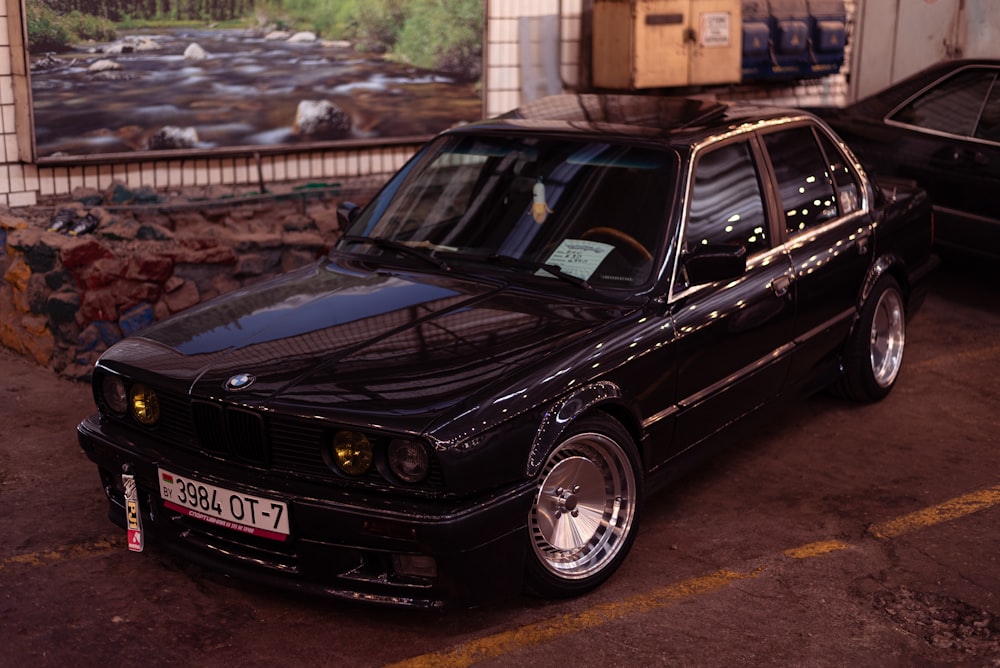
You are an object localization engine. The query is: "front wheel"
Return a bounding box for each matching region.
[525,414,642,598]
[837,275,906,402]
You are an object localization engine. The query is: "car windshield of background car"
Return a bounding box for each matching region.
[340,134,678,290]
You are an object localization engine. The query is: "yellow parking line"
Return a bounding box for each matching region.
[783,539,848,559]
[0,536,121,571]
[390,484,1000,668]
[385,568,761,668]
[868,484,1000,539]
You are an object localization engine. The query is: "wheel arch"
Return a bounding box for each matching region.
[526,381,644,478]
[861,252,912,310]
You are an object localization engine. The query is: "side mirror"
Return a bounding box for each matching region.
[683,243,747,286]
[336,201,361,231]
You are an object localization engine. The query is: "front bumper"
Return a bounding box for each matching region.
[77,414,534,608]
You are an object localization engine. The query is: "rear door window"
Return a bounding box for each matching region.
[761,127,839,234]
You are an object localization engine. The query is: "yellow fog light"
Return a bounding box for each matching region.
[130,384,160,426]
[333,431,373,475]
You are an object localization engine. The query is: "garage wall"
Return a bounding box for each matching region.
[850,0,1000,101]
[0,0,951,209]
[484,0,854,117]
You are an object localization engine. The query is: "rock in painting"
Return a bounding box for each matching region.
[183,43,208,61]
[293,100,352,140]
[288,32,318,43]
[147,126,200,150]
[87,59,121,73]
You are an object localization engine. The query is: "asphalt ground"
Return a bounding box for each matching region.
[1,253,998,667]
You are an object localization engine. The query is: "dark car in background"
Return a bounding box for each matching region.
[817,59,1000,258]
[78,94,935,607]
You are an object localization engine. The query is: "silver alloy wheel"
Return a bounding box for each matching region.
[529,432,637,580]
[869,285,905,388]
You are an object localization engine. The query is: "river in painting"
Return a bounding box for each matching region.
[29,28,483,157]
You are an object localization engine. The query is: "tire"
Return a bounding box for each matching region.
[837,275,906,402]
[525,414,642,598]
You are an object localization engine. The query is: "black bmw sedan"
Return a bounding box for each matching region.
[78,94,935,607]
[816,58,1000,258]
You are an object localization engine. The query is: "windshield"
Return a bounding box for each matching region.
[338,133,678,291]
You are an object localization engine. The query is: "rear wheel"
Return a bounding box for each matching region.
[525,414,642,598]
[837,275,906,402]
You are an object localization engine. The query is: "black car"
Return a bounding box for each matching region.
[78,94,935,607]
[816,58,1000,258]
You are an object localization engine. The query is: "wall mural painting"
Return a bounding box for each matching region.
[26,0,483,158]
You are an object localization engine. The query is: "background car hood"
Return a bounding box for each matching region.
[102,259,628,431]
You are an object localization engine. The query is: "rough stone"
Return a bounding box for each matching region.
[282,230,325,250]
[281,248,319,272]
[282,213,316,232]
[54,319,81,346]
[99,218,141,241]
[119,302,155,336]
[231,232,283,252]
[153,300,171,321]
[79,257,126,290]
[48,288,81,323]
[78,287,119,324]
[4,255,31,292]
[26,273,51,314]
[163,279,199,313]
[77,321,122,353]
[60,237,116,271]
[70,187,104,207]
[126,254,174,283]
[20,314,55,366]
[163,243,238,265]
[311,207,343,237]
[168,210,211,233]
[211,273,241,296]
[6,227,44,253]
[0,180,378,377]
[235,252,279,277]
[137,223,174,241]
[44,268,72,291]
[25,240,59,273]
[116,280,161,310]
[163,275,185,293]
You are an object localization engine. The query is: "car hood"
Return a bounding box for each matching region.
[100,258,632,432]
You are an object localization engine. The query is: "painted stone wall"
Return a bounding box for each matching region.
[0,181,376,379]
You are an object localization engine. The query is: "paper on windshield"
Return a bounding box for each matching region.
[541,239,614,281]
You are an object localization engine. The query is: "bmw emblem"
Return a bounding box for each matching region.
[225,373,256,391]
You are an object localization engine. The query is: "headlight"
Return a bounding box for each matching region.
[101,374,128,416]
[387,439,430,483]
[332,430,373,475]
[130,384,160,426]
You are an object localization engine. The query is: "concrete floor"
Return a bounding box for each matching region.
[1,253,998,667]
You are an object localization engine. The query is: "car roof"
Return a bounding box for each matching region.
[448,94,811,147]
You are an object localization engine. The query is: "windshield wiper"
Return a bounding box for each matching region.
[483,253,592,290]
[340,235,451,271]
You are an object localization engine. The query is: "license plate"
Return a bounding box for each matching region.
[158,468,290,542]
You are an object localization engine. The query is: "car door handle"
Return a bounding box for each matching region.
[855,227,872,255]
[770,274,793,298]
